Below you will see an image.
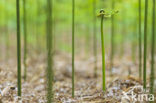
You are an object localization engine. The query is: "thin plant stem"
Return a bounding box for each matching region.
[143,0,148,90]
[100,10,106,92]
[36,0,41,53]
[138,0,142,80]
[93,0,97,77]
[150,0,155,95]
[23,0,27,81]
[110,0,115,74]
[120,10,126,58]
[72,0,75,98]
[46,0,53,102]
[5,1,9,59]
[16,0,21,96]
[132,23,137,63]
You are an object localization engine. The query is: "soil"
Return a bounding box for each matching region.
[0,51,155,103]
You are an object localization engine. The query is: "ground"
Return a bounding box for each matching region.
[0,51,155,103]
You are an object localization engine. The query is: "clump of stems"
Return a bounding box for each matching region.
[150,0,155,95]
[72,0,75,98]
[16,0,21,96]
[138,0,142,80]
[46,0,54,102]
[143,0,148,91]
[99,9,106,92]
[93,0,97,77]
[23,0,27,81]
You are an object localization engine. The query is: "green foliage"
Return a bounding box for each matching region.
[0,0,155,53]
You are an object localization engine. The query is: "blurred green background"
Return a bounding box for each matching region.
[0,0,155,59]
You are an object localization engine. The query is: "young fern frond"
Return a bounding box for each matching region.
[98,9,118,92]
[99,9,106,92]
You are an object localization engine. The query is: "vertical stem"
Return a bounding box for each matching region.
[85,26,90,54]
[132,22,137,63]
[72,0,75,98]
[23,0,27,81]
[16,0,21,96]
[46,0,53,102]
[93,0,97,77]
[143,0,148,90]
[36,0,40,53]
[110,0,115,74]
[52,0,56,54]
[100,10,106,92]
[5,1,9,59]
[120,9,126,58]
[150,0,155,95]
[138,0,142,80]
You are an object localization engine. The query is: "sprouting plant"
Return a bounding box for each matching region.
[16,0,21,96]
[143,0,148,91]
[138,0,142,80]
[93,0,97,77]
[98,9,118,92]
[46,0,54,102]
[99,9,106,92]
[150,0,155,95]
[23,0,27,81]
[72,0,75,98]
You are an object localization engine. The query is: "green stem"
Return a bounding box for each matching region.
[138,0,142,80]
[143,0,148,91]
[46,0,53,102]
[23,0,27,81]
[52,0,56,53]
[100,10,106,92]
[72,0,75,98]
[120,11,126,58]
[93,0,97,77]
[5,1,9,59]
[36,0,41,53]
[16,0,21,96]
[110,0,115,74]
[132,24,137,63]
[150,0,155,95]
